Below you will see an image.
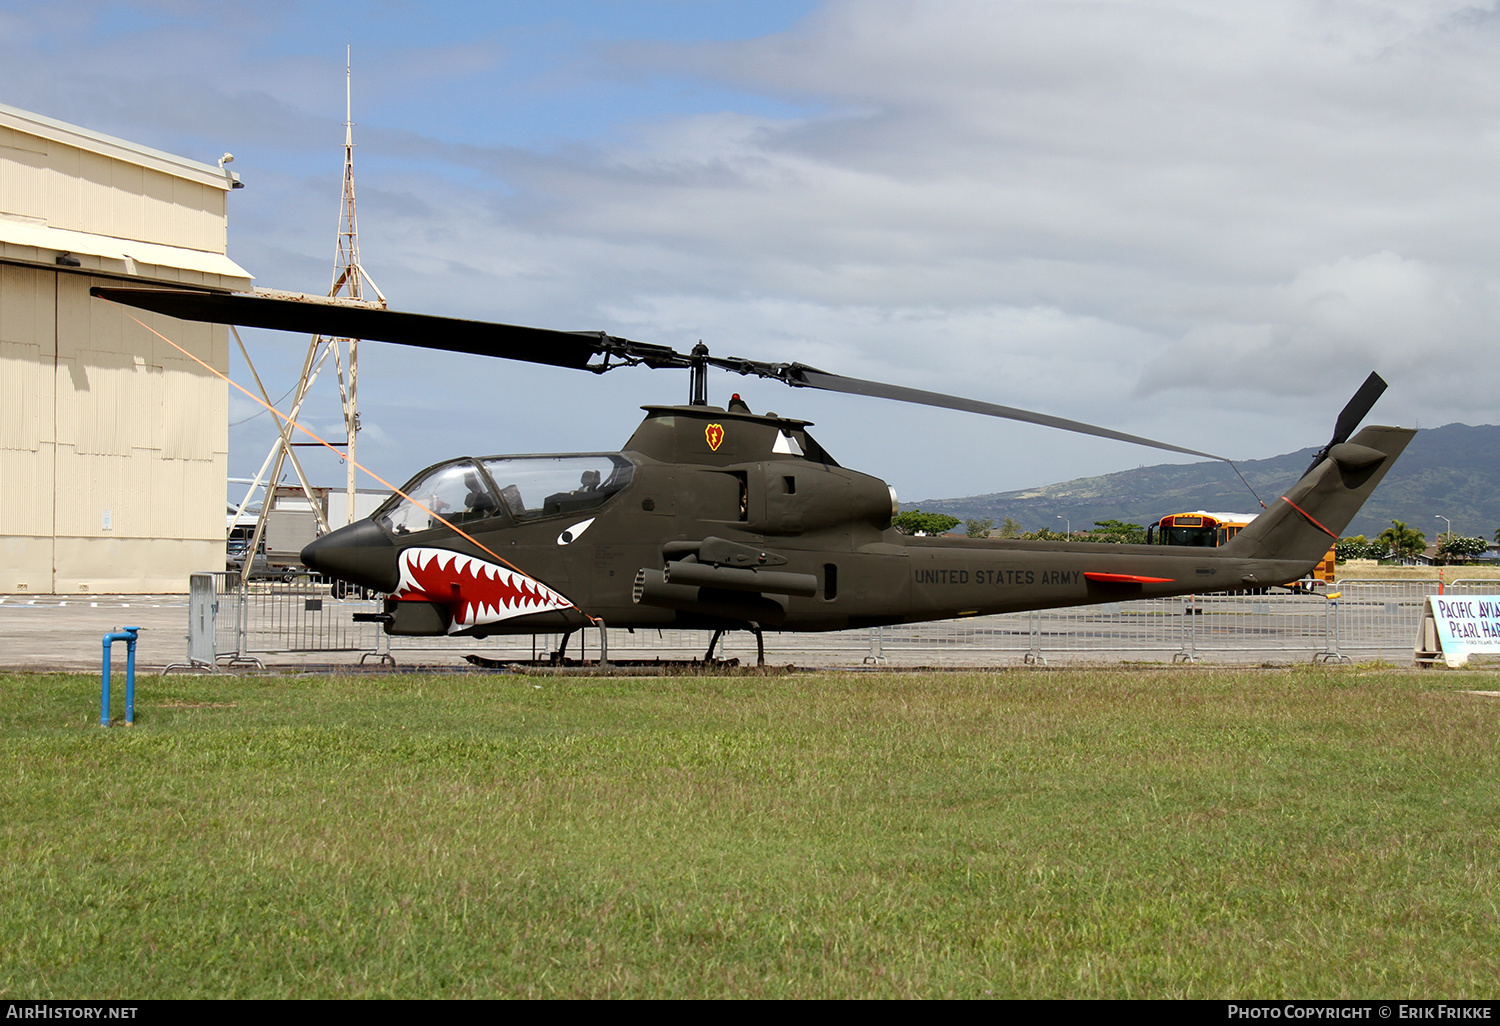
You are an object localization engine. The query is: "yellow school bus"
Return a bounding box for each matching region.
[1148,510,1336,584]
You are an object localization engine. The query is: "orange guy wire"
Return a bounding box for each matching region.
[107,300,600,623]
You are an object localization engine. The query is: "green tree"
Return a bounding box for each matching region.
[997,516,1023,539]
[1334,535,1390,561]
[1022,527,1067,541]
[1335,535,1365,562]
[1377,520,1426,561]
[1436,535,1488,564]
[1088,519,1147,545]
[892,510,962,536]
[965,517,994,539]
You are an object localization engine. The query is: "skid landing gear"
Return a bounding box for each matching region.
[702,625,765,667]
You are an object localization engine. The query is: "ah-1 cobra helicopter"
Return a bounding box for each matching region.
[93,285,1413,661]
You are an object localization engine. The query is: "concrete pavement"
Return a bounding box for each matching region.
[0,595,398,672]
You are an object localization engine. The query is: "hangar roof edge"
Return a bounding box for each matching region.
[0,101,241,191]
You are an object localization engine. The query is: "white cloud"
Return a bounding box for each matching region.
[7,0,1500,501]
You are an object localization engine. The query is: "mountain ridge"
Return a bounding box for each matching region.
[906,423,1500,540]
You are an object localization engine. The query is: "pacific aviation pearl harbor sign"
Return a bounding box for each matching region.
[1417,596,1500,668]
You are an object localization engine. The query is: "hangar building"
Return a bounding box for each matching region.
[0,101,251,593]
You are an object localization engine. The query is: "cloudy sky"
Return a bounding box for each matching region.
[3,0,1497,508]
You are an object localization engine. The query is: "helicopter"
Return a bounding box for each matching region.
[92,285,1413,662]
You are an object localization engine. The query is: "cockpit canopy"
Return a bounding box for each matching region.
[375,453,634,536]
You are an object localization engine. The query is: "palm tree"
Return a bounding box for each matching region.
[1379,520,1426,562]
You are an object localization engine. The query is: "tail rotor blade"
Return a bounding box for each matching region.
[1330,372,1388,447]
[1305,371,1388,474]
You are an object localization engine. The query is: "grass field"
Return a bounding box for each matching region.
[3,666,1498,999]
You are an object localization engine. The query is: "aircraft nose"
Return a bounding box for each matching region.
[301,519,399,592]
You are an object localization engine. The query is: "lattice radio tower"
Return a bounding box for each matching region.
[326,47,387,520]
[242,49,387,551]
[230,51,388,584]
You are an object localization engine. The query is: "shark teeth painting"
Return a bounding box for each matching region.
[394,547,573,632]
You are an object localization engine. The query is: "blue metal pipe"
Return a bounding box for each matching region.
[101,627,141,726]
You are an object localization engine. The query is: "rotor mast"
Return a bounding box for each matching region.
[689,342,709,406]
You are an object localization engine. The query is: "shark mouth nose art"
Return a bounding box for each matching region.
[395,547,573,632]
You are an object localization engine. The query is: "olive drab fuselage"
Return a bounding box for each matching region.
[300,404,1415,639]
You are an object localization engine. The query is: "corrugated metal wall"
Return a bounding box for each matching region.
[0,265,55,587]
[1,118,232,593]
[4,132,226,253]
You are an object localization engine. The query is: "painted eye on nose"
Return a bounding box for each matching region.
[557,518,596,545]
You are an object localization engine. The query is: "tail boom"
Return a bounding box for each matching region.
[855,424,1415,627]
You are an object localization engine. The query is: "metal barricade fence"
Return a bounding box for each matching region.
[186,573,218,668]
[868,603,1189,661]
[189,571,248,665]
[869,594,1330,662]
[208,571,241,659]
[182,573,1500,666]
[191,571,386,666]
[384,623,841,663]
[239,577,382,656]
[872,612,1036,657]
[1189,591,1331,658]
[1026,601,1190,659]
[1328,579,1441,661]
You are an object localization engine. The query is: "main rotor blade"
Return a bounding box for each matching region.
[87,287,673,371]
[92,285,1227,460]
[1330,371,1388,447]
[779,366,1228,461]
